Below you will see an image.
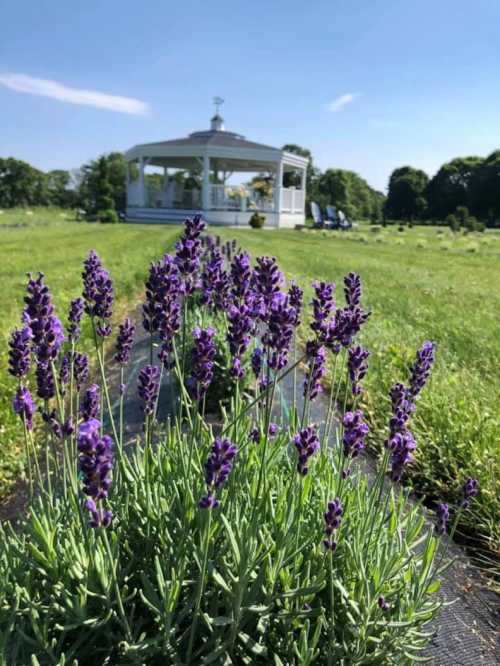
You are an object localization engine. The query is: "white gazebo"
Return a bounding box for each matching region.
[125,110,308,227]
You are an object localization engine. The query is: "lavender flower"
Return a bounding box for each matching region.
[138,365,160,416]
[24,273,65,361]
[342,410,369,458]
[227,302,253,380]
[13,386,36,430]
[323,498,343,551]
[115,317,135,365]
[288,282,303,325]
[8,326,32,378]
[268,423,279,437]
[253,256,284,317]
[408,341,436,398]
[188,327,216,401]
[67,297,84,342]
[326,304,370,353]
[36,361,55,400]
[199,437,237,509]
[201,247,229,310]
[435,503,450,535]
[344,272,362,307]
[251,348,263,378]
[82,251,114,336]
[293,425,320,476]
[387,430,417,482]
[174,215,206,293]
[230,252,252,302]
[303,341,327,400]
[80,384,100,421]
[347,346,370,395]
[462,478,479,508]
[78,418,113,528]
[264,292,297,370]
[60,351,71,387]
[378,596,389,612]
[311,281,336,341]
[73,352,89,390]
[42,409,63,439]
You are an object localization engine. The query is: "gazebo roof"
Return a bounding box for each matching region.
[132,129,279,153]
[125,114,309,172]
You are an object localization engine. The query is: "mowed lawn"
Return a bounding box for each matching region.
[0,209,181,496]
[217,225,500,558]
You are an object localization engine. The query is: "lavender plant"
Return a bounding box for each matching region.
[0,217,477,665]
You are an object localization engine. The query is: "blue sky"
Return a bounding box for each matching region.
[1,0,499,191]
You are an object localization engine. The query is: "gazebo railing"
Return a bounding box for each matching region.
[280,187,304,214]
[209,185,275,212]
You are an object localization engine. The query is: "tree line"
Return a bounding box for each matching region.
[384,151,500,228]
[1,147,500,228]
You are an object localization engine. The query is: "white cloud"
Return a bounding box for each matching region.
[327,92,360,112]
[0,73,149,115]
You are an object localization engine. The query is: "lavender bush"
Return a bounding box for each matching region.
[0,218,478,665]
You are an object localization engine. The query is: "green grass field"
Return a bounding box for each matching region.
[0,209,179,496]
[217,225,500,562]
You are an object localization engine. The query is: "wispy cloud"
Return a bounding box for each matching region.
[0,73,149,115]
[327,92,360,112]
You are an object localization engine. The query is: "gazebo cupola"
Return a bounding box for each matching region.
[124,101,308,228]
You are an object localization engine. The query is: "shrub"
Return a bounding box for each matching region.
[370,225,382,233]
[1,218,475,664]
[397,225,405,232]
[98,208,119,224]
[446,214,460,233]
[249,212,266,229]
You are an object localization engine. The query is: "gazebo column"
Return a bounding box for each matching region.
[300,167,306,192]
[138,157,146,207]
[274,160,284,213]
[202,154,210,211]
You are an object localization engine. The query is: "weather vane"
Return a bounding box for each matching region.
[213,96,224,115]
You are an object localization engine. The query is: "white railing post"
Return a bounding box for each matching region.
[274,160,283,213]
[202,154,210,211]
[138,158,145,206]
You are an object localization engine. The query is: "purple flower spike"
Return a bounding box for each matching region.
[230,252,253,302]
[435,503,450,535]
[227,302,253,379]
[268,423,279,437]
[254,256,284,316]
[174,215,206,294]
[138,365,160,416]
[188,327,216,401]
[344,272,362,307]
[67,297,84,342]
[303,341,327,400]
[13,386,36,430]
[82,251,114,336]
[293,425,320,476]
[59,352,71,387]
[311,281,336,341]
[263,293,298,371]
[199,437,237,509]
[462,478,479,508]
[24,273,65,362]
[288,282,303,323]
[323,498,343,551]
[251,348,263,379]
[36,360,55,400]
[73,352,89,390]
[378,596,389,612]
[408,341,436,398]
[342,410,369,458]
[80,384,101,421]
[347,346,370,396]
[201,247,230,311]
[78,418,114,528]
[8,326,33,378]
[115,317,135,365]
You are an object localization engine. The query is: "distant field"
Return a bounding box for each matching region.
[217,225,500,560]
[0,208,180,496]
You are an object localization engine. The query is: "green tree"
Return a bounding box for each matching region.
[445,213,460,232]
[77,152,128,214]
[384,166,429,221]
[469,150,500,226]
[426,156,483,220]
[316,169,383,220]
[46,170,76,208]
[0,158,48,208]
